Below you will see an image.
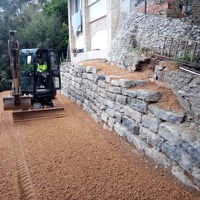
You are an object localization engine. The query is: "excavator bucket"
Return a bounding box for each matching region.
[3,95,32,110]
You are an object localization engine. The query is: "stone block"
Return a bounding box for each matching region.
[87,73,95,81]
[127,98,149,113]
[135,80,147,86]
[98,79,106,88]
[97,87,106,98]
[116,94,127,105]
[85,66,93,73]
[104,99,115,108]
[114,122,127,137]
[105,75,121,83]
[107,86,122,94]
[91,113,101,123]
[123,105,142,123]
[94,74,106,84]
[101,112,109,122]
[149,104,185,124]
[144,147,171,167]
[136,90,162,102]
[111,79,119,86]
[142,114,161,132]
[158,122,182,145]
[140,126,163,151]
[121,116,139,134]
[108,117,117,128]
[161,141,182,163]
[106,107,115,117]
[105,91,117,101]
[126,132,147,151]
[114,111,123,123]
[171,164,199,191]
[122,89,137,97]
[118,79,133,88]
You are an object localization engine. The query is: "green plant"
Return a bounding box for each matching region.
[174,58,182,66]
[182,52,191,62]
[134,46,142,53]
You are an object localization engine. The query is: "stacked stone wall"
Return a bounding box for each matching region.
[192,0,200,25]
[61,62,200,190]
[152,61,200,119]
[107,12,200,119]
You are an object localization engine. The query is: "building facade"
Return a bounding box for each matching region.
[67,0,199,63]
[67,0,138,62]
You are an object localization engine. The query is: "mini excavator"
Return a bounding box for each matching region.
[3,30,64,122]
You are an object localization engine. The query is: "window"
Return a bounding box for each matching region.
[89,0,106,22]
[72,0,82,14]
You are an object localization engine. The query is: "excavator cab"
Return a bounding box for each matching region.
[20,48,61,103]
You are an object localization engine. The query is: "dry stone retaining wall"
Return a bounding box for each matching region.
[152,61,200,119]
[61,62,200,191]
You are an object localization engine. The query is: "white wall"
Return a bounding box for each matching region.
[91,30,107,50]
[120,0,138,12]
[89,0,107,22]
[76,34,84,49]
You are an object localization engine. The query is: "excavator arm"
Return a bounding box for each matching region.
[8,30,21,104]
[3,30,32,110]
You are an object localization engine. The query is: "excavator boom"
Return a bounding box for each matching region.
[3,30,32,111]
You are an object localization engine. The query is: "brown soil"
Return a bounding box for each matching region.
[80,59,154,80]
[80,60,184,112]
[0,91,200,200]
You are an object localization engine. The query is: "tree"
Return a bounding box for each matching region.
[0,0,69,92]
[18,0,68,56]
[43,0,68,25]
[18,11,68,54]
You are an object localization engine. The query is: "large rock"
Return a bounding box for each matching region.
[149,104,185,124]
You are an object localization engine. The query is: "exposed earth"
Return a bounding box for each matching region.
[1,60,200,200]
[80,59,184,112]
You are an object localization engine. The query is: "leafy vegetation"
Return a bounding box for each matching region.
[0,0,68,92]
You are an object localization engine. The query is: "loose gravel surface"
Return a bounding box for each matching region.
[1,91,200,200]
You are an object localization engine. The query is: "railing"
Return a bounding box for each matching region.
[158,36,200,74]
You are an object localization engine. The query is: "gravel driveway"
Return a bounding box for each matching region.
[0,92,199,200]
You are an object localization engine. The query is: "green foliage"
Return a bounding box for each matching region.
[174,58,182,66]
[175,52,192,66]
[0,0,69,92]
[134,46,142,53]
[182,52,191,62]
[18,10,68,54]
[128,46,142,55]
[43,0,68,24]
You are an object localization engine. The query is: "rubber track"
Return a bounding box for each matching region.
[2,120,37,200]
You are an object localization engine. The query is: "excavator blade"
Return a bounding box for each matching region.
[12,106,65,122]
[3,95,32,110]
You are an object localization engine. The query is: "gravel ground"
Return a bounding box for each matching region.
[0,91,200,200]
